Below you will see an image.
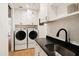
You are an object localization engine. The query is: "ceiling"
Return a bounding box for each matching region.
[9,3,40,11]
[9,3,72,11]
[51,3,71,6]
[47,3,71,8]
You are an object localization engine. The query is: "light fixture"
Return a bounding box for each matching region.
[19,6,23,8]
[26,4,30,9]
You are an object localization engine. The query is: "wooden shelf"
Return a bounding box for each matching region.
[15,25,37,29]
[44,11,79,23]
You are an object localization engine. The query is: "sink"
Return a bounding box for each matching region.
[55,44,76,56]
[45,44,54,51]
[45,44,55,55]
[45,44,76,56]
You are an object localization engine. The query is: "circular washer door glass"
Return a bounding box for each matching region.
[16,30,26,40]
[29,31,38,40]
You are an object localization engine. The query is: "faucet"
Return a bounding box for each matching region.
[56,28,68,43]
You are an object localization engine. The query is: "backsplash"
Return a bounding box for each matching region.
[47,15,79,46]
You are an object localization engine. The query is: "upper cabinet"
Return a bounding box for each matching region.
[13,9,38,25]
[9,3,40,25]
[39,4,48,23]
[43,3,79,23]
[47,4,57,21]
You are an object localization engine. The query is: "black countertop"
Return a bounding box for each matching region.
[35,38,55,56]
[35,36,79,56]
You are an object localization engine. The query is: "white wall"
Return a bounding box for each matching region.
[38,24,47,38]
[47,15,79,46]
[38,4,48,38]
[11,8,39,51]
[0,3,8,56]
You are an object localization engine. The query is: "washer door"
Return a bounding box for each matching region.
[16,30,26,40]
[29,31,38,40]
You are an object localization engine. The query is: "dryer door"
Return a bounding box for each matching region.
[16,30,26,41]
[29,31,38,40]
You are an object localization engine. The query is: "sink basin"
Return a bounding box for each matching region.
[45,44,55,55]
[45,44,76,56]
[55,44,76,56]
[45,44,54,51]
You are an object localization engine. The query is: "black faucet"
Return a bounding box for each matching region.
[56,28,68,43]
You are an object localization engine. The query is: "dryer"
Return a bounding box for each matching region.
[14,26,38,50]
[28,28,38,48]
[14,28,27,51]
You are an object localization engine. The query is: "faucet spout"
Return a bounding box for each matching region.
[56,28,68,42]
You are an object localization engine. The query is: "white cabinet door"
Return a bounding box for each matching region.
[47,4,71,21]
[56,5,68,17]
[39,4,48,23]
[39,47,47,56]
[32,41,39,56]
[13,9,38,25]
[34,41,47,56]
[13,10,22,25]
[47,4,57,21]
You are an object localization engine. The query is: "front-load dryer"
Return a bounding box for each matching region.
[28,28,38,48]
[14,28,27,51]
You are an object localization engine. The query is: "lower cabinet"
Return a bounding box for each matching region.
[9,41,47,56]
[34,41,47,56]
[39,47,47,56]
[23,41,47,56]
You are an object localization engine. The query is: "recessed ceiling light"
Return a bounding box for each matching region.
[19,6,23,8]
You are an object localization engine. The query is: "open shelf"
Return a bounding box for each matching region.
[44,11,79,23]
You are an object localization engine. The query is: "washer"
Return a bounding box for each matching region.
[14,28,27,51]
[28,28,38,48]
[28,28,38,43]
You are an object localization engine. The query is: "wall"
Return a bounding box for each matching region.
[13,7,47,38]
[0,3,8,56]
[11,8,39,51]
[38,24,47,38]
[47,15,79,46]
[38,4,48,38]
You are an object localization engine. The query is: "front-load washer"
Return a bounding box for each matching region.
[27,28,38,48]
[28,28,38,43]
[14,28,27,51]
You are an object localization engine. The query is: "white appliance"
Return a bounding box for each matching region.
[14,28,27,50]
[14,27,38,51]
[28,28,38,48]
